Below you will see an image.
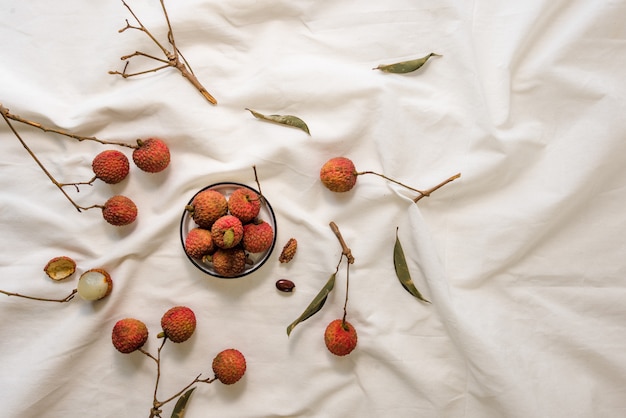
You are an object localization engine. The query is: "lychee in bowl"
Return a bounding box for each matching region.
[180,182,277,278]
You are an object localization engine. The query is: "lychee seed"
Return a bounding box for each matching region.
[77,268,113,301]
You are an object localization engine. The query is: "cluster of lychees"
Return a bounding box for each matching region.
[112,306,246,417]
[184,187,274,277]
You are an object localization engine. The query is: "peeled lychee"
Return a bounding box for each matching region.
[77,268,113,301]
[242,220,274,253]
[43,256,76,281]
[102,195,137,226]
[320,157,358,192]
[112,318,149,353]
[324,319,358,356]
[160,306,196,343]
[212,348,247,385]
[187,189,228,229]
[209,247,247,277]
[92,150,130,184]
[132,138,170,173]
[211,215,244,249]
[278,238,297,263]
[184,227,215,259]
[228,187,261,223]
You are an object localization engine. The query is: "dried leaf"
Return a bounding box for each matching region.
[170,387,195,418]
[373,53,441,74]
[286,272,336,336]
[393,228,430,303]
[246,108,310,135]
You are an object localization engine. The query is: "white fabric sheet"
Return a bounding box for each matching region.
[1,1,625,417]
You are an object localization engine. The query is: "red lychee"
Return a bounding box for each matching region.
[132,138,170,173]
[112,318,149,353]
[212,348,247,385]
[278,238,297,263]
[209,247,247,277]
[242,220,274,253]
[102,195,137,226]
[228,187,261,223]
[184,227,215,259]
[320,157,358,192]
[92,150,130,184]
[324,319,358,356]
[211,215,244,249]
[187,189,228,229]
[160,306,196,343]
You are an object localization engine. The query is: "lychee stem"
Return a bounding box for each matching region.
[413,173,461,203]
[329,221,354,264]
[252,165,266,204]
[329,222,353,327]
[110,0,217,105]
[355,170,461,203]
[0,288,77,303]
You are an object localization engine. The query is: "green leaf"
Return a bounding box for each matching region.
[373,53,441,74]
[246,108,310,135]
[170,387,195,418]
[286,272,336,336]
[393,228,430,303]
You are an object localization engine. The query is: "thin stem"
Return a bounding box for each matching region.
[357,170,427,195]
[342,262,350,325]
[413,173,461,203]
[252,165,266,204]
[329,221,354,264]
[0,288,77,303]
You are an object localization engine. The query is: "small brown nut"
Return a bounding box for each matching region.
[275,279,295,292]
[44,256,77,281]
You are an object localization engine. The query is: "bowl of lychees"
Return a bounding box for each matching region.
[180,182,277,278]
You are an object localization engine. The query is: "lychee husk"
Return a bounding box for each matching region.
[184,227,215,259]
[211,215,244,249]
[324,319,358,356]
[242,220,274,253]
[188,189,228,229]
[212,348,247,385]
[209,247,247,277]
[228,187,261,223]
[92,149,130,184]
[132,138,170,173]
[112,318,149,354]
[160,306,197,343]
[102,195,138,226]
[320,157,358,192]
[77,268,113,301]
[278,238,297,263]
[44,256,77,281]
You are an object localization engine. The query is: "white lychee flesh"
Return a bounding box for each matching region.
[77,269,112,301]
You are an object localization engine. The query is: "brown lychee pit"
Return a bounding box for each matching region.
[44,256,77,281]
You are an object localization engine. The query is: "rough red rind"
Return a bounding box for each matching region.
[112,318,149,353]
[211,215,244,249]
[132,138,170,173]
[278,238,297,263]
[320,157,358,192]
[242,220,274,253]
[228,188,261,223]
[212,348,247,385]
[102,195,137,226]
[211,247,247,277]
[324,319,358,356]
[43,256,77,281]
[189,190,228,229]
[161,306,196,343]
[185,228,215,259]
[92,150,130,184]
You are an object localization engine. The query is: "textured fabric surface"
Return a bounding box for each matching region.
[1,1,625,417]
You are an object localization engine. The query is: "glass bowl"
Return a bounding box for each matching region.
[180,182,277,278]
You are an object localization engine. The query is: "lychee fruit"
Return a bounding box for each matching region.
[211,215,244,249]
[208,247,247,277]
[184,227,215,259]
[278,238,297,263]
[102,195,137,226]
[242,220,274,253]
[212,348,246,385]
[320,157,358,192]
[112,318,149,353]
[187,189,228,229]
[228,187,261,223]
[324,319,358,356]
[77,268,113,301]
[43,256,76,281]
[132,138,170,173]
[92,149,130,184]
[160,306,196,343]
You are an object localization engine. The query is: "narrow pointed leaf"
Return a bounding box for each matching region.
[246,108,310,135]
[170,387,196,418]
[393,228,430,303]
[287,273,336,336]
[373,53,441,74]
